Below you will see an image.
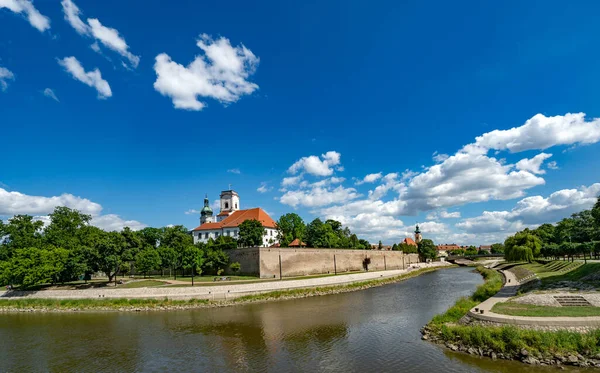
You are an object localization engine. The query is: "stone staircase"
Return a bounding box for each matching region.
[554,295,592,307]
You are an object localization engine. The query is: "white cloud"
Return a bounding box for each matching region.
[58,56,112,99]
[280,185,360,208]
[61,0,139,68]
[288,151,341,177]
[310,177,345,188]
[42,88,59,102]
[426,210,461,220]
[473,113,600,153]
[153,34,259,111]
[0,188,102,216]
[401,151,544,214]
[257,182,272,193]
[0,67,15,91]
[432,152,449,162]
[457,183,600,235]
[355,172,382,185]
[0,187,145,232]
[368,173,405,201]
[91,214,146,231]
[515,152,552,174]
[281,175,303,188]
[547,161,559,170]
[227,168,241,174]
[0,0,50,32]
[184,209,199,215]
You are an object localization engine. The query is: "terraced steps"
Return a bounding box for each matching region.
[554,295,592,307]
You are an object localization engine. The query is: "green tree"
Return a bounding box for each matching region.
[238,219,265,247]
[276,213,306,247]
[0,215,44,260]
[378,241,383,250]
[398,242,418,254]
[181,245,205,285]
[417,239,437,261]
[592,196,600,228]
[358,239,371,250]
[135,248,161,278]
[490,243,505,254]
[1,247,69,288]
[504,231,541,262]
[96,231,127,282]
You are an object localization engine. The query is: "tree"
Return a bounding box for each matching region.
[135,248,161,278]
[398,242,418,254]
[238,219,265,247]
[1,247,69,288]
[490,243,505,254]
[276,213,306,247]
[358,239,371,250]
[417,239,437,262]
[592,196,600,228]
[392,243,398,251]
[96,231,127,282]
[504,231,541,262]
[0,215,44,260]
[182,245,205,285]
[378,241,383,250]
[201,246,229,275]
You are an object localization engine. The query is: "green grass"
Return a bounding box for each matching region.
[439,325,600,358]
[147,275,259,282]
[492,302,600,317]
[119,280,168,288]
[542,263,600,284]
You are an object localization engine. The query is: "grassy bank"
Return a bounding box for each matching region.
[424,265,600,366]
[491,302,600,317]
[0,265,449,312]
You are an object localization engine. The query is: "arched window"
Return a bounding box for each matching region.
[235,203,238,209]
[225,202,229,209]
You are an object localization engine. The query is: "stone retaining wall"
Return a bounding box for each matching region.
[227,247,419,278]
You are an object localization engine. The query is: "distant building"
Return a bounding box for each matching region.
[479,245,492,252]
[192,190,278,246]
[288,238,307,248]
[402,237,417,247]
[371,244,392,250]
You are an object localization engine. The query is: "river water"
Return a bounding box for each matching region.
[0,267,588,372]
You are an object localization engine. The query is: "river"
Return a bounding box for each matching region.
[0,267,587,372]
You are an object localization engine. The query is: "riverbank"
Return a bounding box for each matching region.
[422,266,600,367]
[0,263,450,313]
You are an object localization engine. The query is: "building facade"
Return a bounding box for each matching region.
[192,190,279,246]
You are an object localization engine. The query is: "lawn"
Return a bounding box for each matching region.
[492,302,600,317]
[145,275,259,282]
[119,280,168,288]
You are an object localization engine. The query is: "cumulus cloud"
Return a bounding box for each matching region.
[355,173,382,185]
[0,188,102,216]
[547,161,559,170]
[61,0,139,68]
[0,187,145,231]
[426,210,461,220]
[0,0,50,32]
[227,168,241,174]
[42,88,59,102]
[516,152,552,174]
[432,152,449,163]
[281,175,303,188]
[280,185,360,208]
[457,183,600,235]
[153,34,259,111]
[58,56,112,99]
[473,113,600,153]
[288,151,341,177]
[0,67,15,91]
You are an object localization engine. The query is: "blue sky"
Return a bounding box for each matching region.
[1,0,599,244]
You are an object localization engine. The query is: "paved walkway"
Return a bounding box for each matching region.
[469,270,600,327]
[0,262,450,301]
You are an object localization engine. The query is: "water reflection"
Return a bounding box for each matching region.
[1,268,583,373]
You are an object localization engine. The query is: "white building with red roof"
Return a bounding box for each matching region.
[191,189,278,246]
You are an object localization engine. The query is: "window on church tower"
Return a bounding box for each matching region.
[225,202,229,209]
[235,203,238,209]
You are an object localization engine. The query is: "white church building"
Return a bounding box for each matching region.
[191,189,279,246]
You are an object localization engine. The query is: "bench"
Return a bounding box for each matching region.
[213,276,231,282]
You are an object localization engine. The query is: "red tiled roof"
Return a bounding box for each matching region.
[403,237,417,246]
[217,211,231,217]
[289,238,306,247]
[192,208,277,231]
[437,244,462,251]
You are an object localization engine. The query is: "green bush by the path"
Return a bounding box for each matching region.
[429,266,503,326]
[439,325,600,357]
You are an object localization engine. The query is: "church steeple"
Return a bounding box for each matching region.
[200,194,214,224]
[414,223,422,244]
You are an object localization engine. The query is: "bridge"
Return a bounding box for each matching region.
[445,254,504,265]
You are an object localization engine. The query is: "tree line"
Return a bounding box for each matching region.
[502,196,600,262]
[0,207,234,288]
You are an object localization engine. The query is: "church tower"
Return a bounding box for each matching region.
[200,194,214,225]
[217,189,240,222]
[414,224,422,244]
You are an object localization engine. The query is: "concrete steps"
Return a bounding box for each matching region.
[554,295,592,307]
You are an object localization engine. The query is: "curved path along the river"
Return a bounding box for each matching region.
[469,269,600,327]
[0,262,450,301]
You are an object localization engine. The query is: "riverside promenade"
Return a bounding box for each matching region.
[469,270,600,327]
[0,262,451,301]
